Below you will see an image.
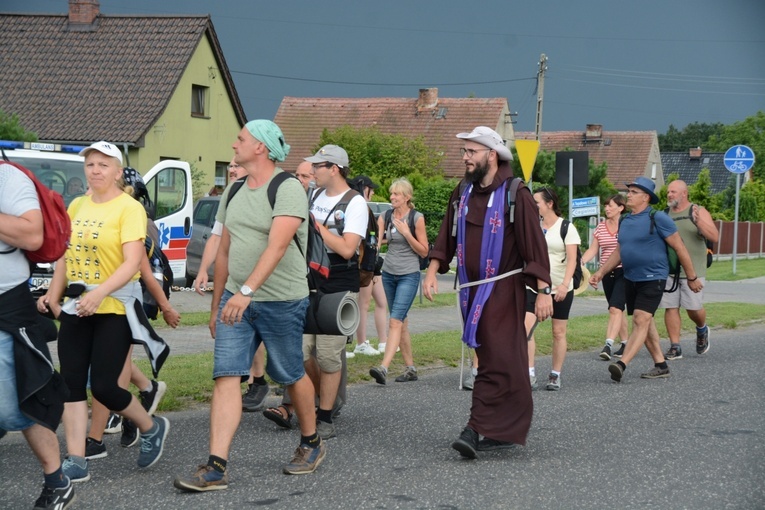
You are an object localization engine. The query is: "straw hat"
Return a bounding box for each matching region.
[574,266,591,296]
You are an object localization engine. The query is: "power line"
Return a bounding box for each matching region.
[229,70,536,87]
[561,65,765,85]
[552,76,765,97]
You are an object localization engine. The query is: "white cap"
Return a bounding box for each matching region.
[79,141,123,165]
[456,126,513,161]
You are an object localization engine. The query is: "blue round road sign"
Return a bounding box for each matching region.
[724,145,755,174]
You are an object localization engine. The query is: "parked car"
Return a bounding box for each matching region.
[367,201,392,220]
[185,195,220,287]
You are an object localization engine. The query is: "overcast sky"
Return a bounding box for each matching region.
[4,0,764,135]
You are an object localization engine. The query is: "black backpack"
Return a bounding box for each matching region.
[560,219,584,289]
[315,188,379,287]
[384,208,432,271]
[141,220,173,320]
[227,172,331,289]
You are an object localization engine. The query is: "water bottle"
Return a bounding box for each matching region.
[152,259,163,284]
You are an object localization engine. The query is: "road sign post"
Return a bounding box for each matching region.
[724,145,756,274]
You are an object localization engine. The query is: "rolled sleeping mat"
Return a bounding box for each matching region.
[304,291,359,336]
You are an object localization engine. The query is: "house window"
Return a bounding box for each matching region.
[191,85,208,117]
[215,161,228,186]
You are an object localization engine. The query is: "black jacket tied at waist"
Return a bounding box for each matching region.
[0,282,68,431]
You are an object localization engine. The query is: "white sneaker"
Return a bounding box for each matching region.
[354,341,380,356]
[377,342,400,353]
[345,350,355,359]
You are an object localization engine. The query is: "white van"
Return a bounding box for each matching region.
[0,140,193,290]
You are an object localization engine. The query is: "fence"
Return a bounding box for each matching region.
[714,221,765,259]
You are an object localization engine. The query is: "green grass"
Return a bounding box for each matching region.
[136,301,765,412]
[705,257,765,281]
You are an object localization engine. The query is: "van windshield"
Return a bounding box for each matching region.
[8,156,87,207]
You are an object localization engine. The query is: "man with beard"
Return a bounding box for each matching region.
[423,126,553,458]
[660,180,718,359]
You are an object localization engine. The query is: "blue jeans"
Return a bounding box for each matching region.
[213,291,309,385]
[382,271,420,322]
[0,330,35,431]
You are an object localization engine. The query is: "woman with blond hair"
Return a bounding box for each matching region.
[369,178,429,384]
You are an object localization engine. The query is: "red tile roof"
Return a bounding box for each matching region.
[515,129,662,190]
[274,96,512,177]
[0,13,246,145]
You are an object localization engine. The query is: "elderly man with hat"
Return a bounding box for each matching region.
[423,126,553,458]
[590,176,702,383]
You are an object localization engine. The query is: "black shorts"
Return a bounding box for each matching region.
[602,267,626,311]
[525,288,574,320]
[625,279,666,316]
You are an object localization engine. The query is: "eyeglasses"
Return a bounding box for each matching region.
[626,189,645,195]
[227,164,240,170]
[460,148,492,158]
[311,162,334,170]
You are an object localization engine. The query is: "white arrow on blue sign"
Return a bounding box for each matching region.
[724,145,755,174]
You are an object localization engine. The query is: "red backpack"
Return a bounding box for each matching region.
[1,160,71,263]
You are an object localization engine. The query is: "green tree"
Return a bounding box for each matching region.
[0,109,37,142]
[706,111,765,181]
[315,125,444,196]
[658,122,725,152]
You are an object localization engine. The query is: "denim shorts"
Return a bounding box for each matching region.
[0,330,35,431]
[382,271,421,322]
[213,290,308,386]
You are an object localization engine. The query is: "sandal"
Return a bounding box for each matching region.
[263,405,293,429]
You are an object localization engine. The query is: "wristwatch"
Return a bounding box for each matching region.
[538,286,552,295]
[240,284,254,297]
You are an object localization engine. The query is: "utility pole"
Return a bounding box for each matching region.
[534,53,548,141]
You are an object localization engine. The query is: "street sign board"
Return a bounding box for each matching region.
[515,140,540,182]
[571,196,599,218]
[724,145,755,174]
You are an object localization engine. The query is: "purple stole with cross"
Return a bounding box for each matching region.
[456,181,507,348]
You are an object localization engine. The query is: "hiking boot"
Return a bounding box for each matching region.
[242,382,270,412]
[84,437,107,460]
[316,420,336,440]
[640,366,670,379]
[451,427,478,459]
[696,326,710,355]
[613,343,626,357]
[369,366,387,385]
[665,345,683,360]
[476,438,516,452]
[139,380,167,416]
[33,480,75,510]
[120,419,139,448]
[104,412,122,434]
[61,456,90,483]
[353,341,380,356]
[530,375,538,391]
[137,416,169,468]
[283,441,327,475]
[173,464,229,492]
[546,373,561,391]
[394,367,418,382]
[608,363,624,383]
[462,372,474,391]
[599,344,612,361]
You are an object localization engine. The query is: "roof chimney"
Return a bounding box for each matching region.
[416,88,439,111]
[68,0,100,26]
[585,124,603,140]
[689,147,702,159]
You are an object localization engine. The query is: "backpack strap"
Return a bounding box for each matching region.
[384,208,393,238]
[321,189,359,232]
[506,177,523,224]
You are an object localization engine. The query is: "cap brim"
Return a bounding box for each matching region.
[304,155,327,163]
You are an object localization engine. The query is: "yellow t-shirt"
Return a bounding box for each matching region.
[66,193,146,314]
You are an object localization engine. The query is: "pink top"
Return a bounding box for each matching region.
[593,221,621,268]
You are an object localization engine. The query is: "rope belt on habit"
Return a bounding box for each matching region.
[456,267,523,291]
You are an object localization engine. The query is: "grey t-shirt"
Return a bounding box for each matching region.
[216,169,309,301]
[0,164,39,293]
[382,210,423,275]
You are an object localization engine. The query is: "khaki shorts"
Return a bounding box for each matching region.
[302,333,346,373]
[659,276,705,311]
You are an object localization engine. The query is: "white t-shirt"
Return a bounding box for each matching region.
[0,164,40,293]
[310,189,368,255]
[545,217,581,293]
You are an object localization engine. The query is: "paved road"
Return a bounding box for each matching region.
[3,325,763,509]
